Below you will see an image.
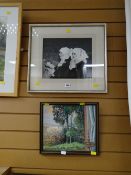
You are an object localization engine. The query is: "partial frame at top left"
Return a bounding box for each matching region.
[0,3,22,96]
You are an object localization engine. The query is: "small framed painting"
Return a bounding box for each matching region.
[40,102,99,155]
[28,23,107,93]
[0,3,22,96]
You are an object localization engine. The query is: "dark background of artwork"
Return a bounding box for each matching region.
[43,38,92,65]
[42,38,92,78]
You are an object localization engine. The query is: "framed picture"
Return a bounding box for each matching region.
[0,3,22,96]
[28,23,107,93]
[40,102,99,155]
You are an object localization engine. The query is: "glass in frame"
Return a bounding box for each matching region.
[28,23,107,93]
[0,3,22,96]
[40,102,99,155]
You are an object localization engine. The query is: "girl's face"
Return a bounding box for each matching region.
[71,51,78,63]
[59,51,69,61]
[72,51,77,60]
[59,51,64,60]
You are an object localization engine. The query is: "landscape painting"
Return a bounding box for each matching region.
[40,103,98,155]
[0,17,7,81]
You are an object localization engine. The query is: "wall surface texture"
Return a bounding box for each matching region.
[0,0,131,175]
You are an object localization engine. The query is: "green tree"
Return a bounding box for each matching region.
[0,22,7,48]
[52,105,84,143]
[66,127,77,143]
[53,105,76,127]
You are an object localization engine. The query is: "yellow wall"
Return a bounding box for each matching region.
[0,0,131,174]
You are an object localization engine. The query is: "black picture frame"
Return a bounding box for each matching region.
[40,102,99,155]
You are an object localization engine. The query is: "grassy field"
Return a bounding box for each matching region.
[44,142,85,151]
